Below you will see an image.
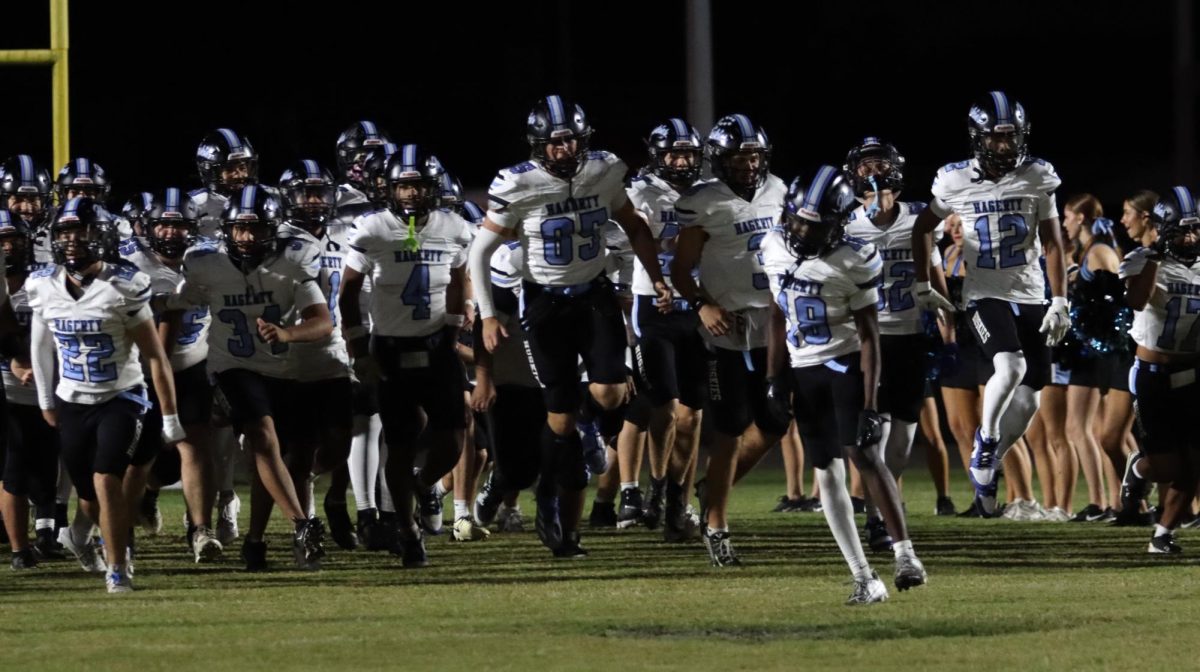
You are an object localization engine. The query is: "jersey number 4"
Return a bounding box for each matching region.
[541,208,606,266]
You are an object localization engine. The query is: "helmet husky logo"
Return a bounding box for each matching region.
[646,118,703,187]
[782,166,858,259]
[50,197,118,271]
[526,95,593,179]
[706,114,771,198]
[967,91,1030,178]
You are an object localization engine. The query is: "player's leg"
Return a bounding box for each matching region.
[174,362,217,553]
[917,394,954,514]
[1066,382,1107,518]
[349,381,384,547]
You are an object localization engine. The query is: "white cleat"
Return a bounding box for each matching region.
[846,570,889,606]
[452,516,491,542]
[106,569,134,594]
[216,492,241,546]
[192,526,224,563]
[58,528,108,574]
[894,554,928,591]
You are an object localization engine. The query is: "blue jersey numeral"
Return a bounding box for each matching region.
[327,270,341,327]
[402,264,432,320]
[748,232,768,290]
[974,214,1029,270]
[779,293,831,346]
[540,207,607,266]
[877,261,916,313]
[1157,296,1200,351]
[177,307,208,346]
[218,305,287,357]
[55,332,117,382]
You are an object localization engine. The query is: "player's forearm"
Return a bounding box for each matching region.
[29,315,56,410]
[767,304,788,378]
[288,313,333,343]
[854,308,881,410]
[913,216,936,283]
[1125,262,1158,311]
[148,354,179,416]
[446,269,466,320]
[626,221,666,286]
[338,270,366,330]
[469,226,506,319]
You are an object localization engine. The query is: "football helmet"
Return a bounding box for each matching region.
[196,128,259,195]
[526,95,592,179]
[50,197,118,271]
[781,166,858,259]
[145,188,200,260]
[967,91,1029,177]
[647,118,703,186]
[707,114,770,198]
[279,159,337,232]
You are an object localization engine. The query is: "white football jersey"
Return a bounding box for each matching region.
[603,221,634,296]
[1121,247,1200,354]
[279,223,351,381]
[675,175,787,312]
[928,157,1061,304]
[486,151,630,287]
[345,208,473,337]
[490,240,525,292]
[628,172,690,298]
[121,236,212,372]
[845,202,943,336]
[189,188,228,240]
[763,230,884,368]
[28,263,153,405]
[1,283,38,406]
[178,244,325,378]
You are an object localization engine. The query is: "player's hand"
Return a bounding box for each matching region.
[9,359,33,385]
[765,376,793,428]
[653,281,674,313]
[698,303,733,337]
[352,354,381,386]
[856,409,884,450]
[257,318,290,344]
[161,413,187,445]
[41,408,57,428]
[1039,296,1070,346]
[915,281,956,314]
[482,317,508,353]
[470,376,496,412]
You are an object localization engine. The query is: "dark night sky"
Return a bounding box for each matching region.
[0,1,1193,219]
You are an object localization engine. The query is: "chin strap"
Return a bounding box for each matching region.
[403,214,420,252]
[864,176,881,220]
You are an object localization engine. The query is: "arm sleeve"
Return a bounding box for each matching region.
[30,313,57,410]
[468,226,508,320]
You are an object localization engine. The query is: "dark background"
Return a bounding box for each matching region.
[0,1,1194,218]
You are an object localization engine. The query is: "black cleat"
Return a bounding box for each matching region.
[1148,531,1182,554]
[935,496,957,516]
[552,530,588,559]
[473,473,503,528]
[1070,503,1107,523]
[535,483,563,550]
[33,528,65,559]
[357,508,388,551]
[242,539,268,572]
[617,488,644,529]
[293,517,327,570]
[703,529,742,567]
[865,517,893,552]
[396,529,429,568]
[588,501,617,529]
[771,495,797,512]
[795,497,823,512]
[643,478,666,530]
[1110,507,1153,527]
[11,548,38,570]
[323,496,359,551]
[663,481,701,543]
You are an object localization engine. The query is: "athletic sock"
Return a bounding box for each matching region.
[454,500,470,520]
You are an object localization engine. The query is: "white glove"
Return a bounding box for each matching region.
[161,413,186,444]
[1039,296,1070,346]
[915,281,956,314]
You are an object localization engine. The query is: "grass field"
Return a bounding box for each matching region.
[3,469,1198,671]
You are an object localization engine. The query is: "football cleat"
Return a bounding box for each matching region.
[1148,532,1182,554]
[452,516,491,542]
[846,570,889,605]
[192,526,224,563]
[617,488,644,529]
[894,554,927,590]
[58,528,107,573]
[703,529,742,567]
[242,539,268,572]
[216,491,241,546]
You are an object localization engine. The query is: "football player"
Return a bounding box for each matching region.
[912,92,1068,517]
[1118,187,1200,553]
[277,161,357,550]
[122,189,222,562]
[468,96,672,558]
[29,198,185,592]
[336,120,392,207]
[171,185,332,571]
[1,154,55,269]
[670,114,790,565]
[192,128,262,238]
[764,168,927,604]
[338,144,475,567]
[628,118,707,541]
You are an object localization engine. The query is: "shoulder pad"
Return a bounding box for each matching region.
[941,160,972,174]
